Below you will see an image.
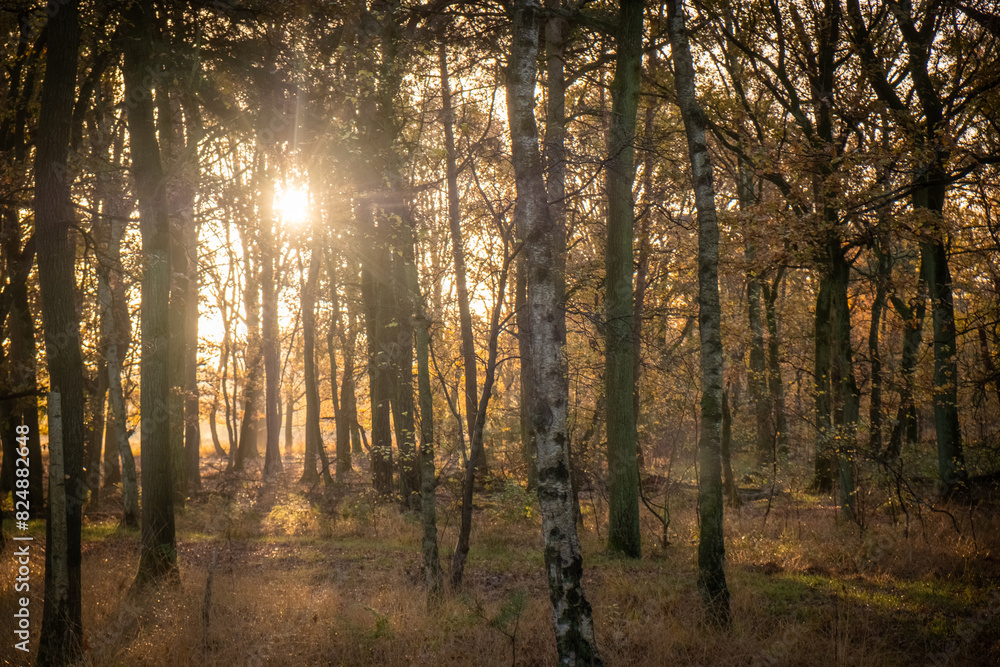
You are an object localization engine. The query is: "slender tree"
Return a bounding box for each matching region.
[439,43,485,480]
[604,0,644,559]
[667,0,732,625]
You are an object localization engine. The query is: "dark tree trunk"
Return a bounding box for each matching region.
[812,277,834,491]
[158,82,190,504]
[262,177,282,477]
[389,228,419,509]
[746,248,772,465]
[604,0,644,560]
[342,305,362,456]
[360,197,394,496]
[101,180,139,527]
[123,0,178,590]
[722,387,738,506]
[34,1,85,660]
[921,236,966,493]
[300,248,329,485]
[762,274,788,457]
[667,0,732,625]
[236,225,262,468]
[327,319,347,480]
[829,245,858,519]
[327,251,351,480]
[868,230,890,453]
[0,214,43,516]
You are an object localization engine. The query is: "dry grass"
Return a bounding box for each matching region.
[3,458,999,666]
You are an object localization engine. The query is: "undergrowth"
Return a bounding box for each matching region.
[1,454,998,666]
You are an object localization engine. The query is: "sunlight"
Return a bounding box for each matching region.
[275,183,311,227]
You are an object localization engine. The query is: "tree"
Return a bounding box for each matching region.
[508,1,602,662]
[34,0,86,661]
[123,0,178,590]
[666,0,732,626]
[604,0,644,560]
[300,242,332,485]
[261,167,283,477]
[439,42,486,482]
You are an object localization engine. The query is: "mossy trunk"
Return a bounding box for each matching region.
[604,0,644,560]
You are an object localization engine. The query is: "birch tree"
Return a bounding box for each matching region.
[509,1,602,662]
[666,0,732,626]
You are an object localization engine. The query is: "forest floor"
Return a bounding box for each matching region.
[3,451,1000,666]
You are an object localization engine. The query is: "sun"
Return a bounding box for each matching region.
[275,184,310,227]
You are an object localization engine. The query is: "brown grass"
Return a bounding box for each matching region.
[3,459,999,666]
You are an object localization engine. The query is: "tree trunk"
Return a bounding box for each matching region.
[340,302,362,456]
[181,95,203,491]
[868,231,890,453]
[830,246,858,519]
[328,319,348,481]
[106,308,140,530]
[896,0,966,495]
[722,387,738,506]
[390,229,419,508]
[101,183,139,527]
[921,237,966,493]
[159,83,190,504]
[360,197,394,496]
[439,43,484,480]
[209,389,225,456]
[667,0,732,625]
[0,213,43,515]
[34,2,85,659]
[509,2,602,662]
[284,391,294,457]
[262,176,282,477]
[745,249,772,465]
[328,252,352,480]
[300,248,329,484]
[812,277,834,491]
[123,0,178,589]
[763,275,788,457]
[40,394,77,664]
[236,224,262,468]
[417,310,443,602]
[604,0,643,560]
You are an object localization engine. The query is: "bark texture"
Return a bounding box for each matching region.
[604,0,644,559]
[34,2,85,660]
[667,0,732,626]
[123,0,178,589]
[509,2,602,662]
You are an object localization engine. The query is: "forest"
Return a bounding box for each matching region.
[1,0,999,664]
